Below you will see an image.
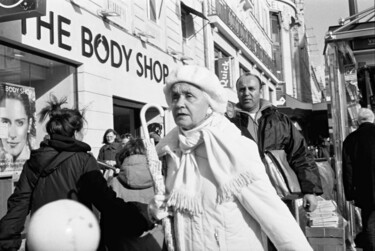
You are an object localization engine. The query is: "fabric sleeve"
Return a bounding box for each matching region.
[77,170,154,237]
[283,114,323,195]
[237,179,312,251]
[0,164,35,251]
[342,141,355,201]
[97,146,104,162]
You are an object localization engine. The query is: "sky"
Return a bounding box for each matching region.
[304,0,374,69]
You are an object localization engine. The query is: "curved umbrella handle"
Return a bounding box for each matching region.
[140,103,165,141]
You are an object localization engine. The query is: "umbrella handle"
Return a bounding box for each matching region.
[140,103,164,141]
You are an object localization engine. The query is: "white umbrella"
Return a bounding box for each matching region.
[140,103,175,251]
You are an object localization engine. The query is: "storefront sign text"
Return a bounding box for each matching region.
[21,11,169,83]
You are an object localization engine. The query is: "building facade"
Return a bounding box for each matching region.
[0,0,316,158]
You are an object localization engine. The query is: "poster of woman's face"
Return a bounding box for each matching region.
[0,82,36,174]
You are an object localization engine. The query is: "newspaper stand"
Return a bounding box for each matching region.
[324,6,375,248]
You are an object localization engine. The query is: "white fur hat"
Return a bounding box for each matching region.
[164,65,228,114]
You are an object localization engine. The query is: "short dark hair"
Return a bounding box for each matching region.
[148,123,163,135]
[120,133,133,140]
[39,95,85,138]
[235,73,263,90]
[116,137,145,165]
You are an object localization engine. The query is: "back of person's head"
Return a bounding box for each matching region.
[39,95,85,138]
[120,133,133,141]
[116,138,146,165]
[147,123,162,135]
[358,108,375,125]
[102,129,119,144]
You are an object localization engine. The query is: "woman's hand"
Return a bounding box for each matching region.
[148,195,171,223]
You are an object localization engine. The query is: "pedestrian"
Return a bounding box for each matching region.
[342,108,375,251]
[0,95,153,251]
[98,128,122,180]
[120,133,133,147]
[148,123,162,145]
[110,137,165,251]
[148,65,312,250]
[228,73,323,213]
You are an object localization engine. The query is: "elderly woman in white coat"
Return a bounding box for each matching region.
[149,65,312,251]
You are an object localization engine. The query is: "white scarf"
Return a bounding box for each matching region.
[157,113,260,215]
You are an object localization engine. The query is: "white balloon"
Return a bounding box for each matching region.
[27,199,100,251]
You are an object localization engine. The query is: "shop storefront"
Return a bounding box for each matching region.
[0,0,177,162]
[324,6,375,240]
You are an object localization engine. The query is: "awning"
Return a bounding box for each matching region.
[181,1,208,21]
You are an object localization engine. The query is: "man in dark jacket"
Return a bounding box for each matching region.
[343,108,375,251]
[228,73,323,212]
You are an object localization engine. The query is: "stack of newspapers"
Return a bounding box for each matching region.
[307,198,340,228]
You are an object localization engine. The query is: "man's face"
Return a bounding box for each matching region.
[236,76,262,113]
[170,82,210,130]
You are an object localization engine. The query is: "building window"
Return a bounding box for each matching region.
[0,43,76,172]
[239,64,249,76]
[113,97,163,138]
[148,0,157,22]
[269,87,274,103]
[181,5,195,41]
[270,12,283,80]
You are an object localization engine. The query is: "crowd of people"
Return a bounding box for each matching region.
[0,64,372,250]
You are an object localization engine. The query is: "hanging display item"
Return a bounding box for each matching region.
[0,82,36,176]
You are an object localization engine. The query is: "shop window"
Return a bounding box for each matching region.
[269,87,274,103]
[113,97,164,139]
[0,44,76,173]
[240,64,250,76]
[181,6,195,41]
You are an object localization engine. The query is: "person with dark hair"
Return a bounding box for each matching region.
[0,84,36,171]
[148,123,162,145]
[343,108,375,251]
[228,73,323,212]
[0,95,153,251]
[110,137,165,250]
[98,128,122,180]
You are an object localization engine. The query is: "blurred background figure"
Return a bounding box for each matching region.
[120,133,133,148]
[0,86,36,172]
[97,129,121,181]
[342,108,375,251]
[110,137,164,251]
[147,123,162,145]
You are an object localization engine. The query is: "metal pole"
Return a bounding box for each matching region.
[348,0,358,19]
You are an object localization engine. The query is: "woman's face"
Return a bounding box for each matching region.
[106,132,116,144]
[0,98,30,159]
[170,82,210,130]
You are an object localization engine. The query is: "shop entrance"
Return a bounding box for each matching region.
[113,97,165,139]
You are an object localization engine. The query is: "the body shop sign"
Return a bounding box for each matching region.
[6,2,170,84]
[0,0,46,22]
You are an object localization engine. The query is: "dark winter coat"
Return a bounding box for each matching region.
[228,100,323,195]
[97,142,122,163]
[0,134,152,251]
[342,122,375,209]
[109,154,165,251]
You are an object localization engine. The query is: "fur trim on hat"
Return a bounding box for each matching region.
[164,65,228,114]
